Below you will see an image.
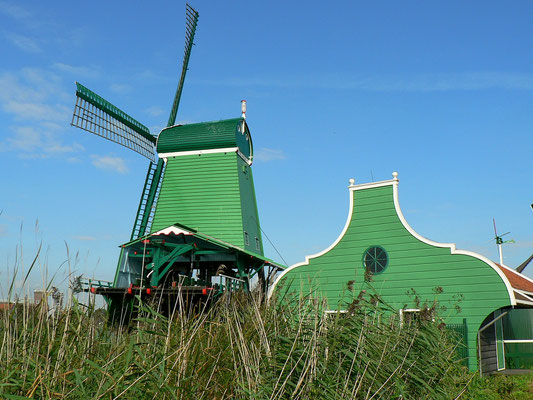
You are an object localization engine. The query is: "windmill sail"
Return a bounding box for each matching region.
[167,3,199,127]
[72,82,156,161]
[130,3,199,240]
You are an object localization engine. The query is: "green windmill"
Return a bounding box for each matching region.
[70,4,283,316]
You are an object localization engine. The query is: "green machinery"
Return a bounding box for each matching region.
[70,4,283,316]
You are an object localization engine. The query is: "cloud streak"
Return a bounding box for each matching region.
[0,68,85,158]
[5,32,42,53]
[254,148,286,162]
[91,155,129,174]
[192,72,533,92]
[53,62,100,79]
[0,1,31,20]
[72,235,97,241]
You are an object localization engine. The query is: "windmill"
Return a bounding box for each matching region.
[492,218,515,265]
[70,4,283,317]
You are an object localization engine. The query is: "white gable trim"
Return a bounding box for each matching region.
[159,147,238,158]
[152,226,194,236]
[392,181,516,306]
[269,172,516,306]
[268,180,356,299]
[159,147,252,166]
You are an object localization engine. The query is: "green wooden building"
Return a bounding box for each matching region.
[112,117,275,291]
[270,172,533,372]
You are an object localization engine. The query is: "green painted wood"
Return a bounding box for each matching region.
[237,156,263,255]
[157,118,252,159]
[167,4,199,127]
[150,151,262,254]
[275,183,513,371]
[75,82,153,141]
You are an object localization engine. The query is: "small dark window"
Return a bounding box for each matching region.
[363,246,388,274]
[255,237,260,250]
[244,231,250,246]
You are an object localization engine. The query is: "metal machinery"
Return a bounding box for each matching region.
[70,4,284,319]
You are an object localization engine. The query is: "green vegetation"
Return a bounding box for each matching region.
[0,286,477,399]
[462,373,533,400]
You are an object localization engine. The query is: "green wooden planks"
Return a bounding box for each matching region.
[237,156,263,255]
[276,183,512,371]
[157,118,252,159]
[151,152,244,246]
[150,151,262,255]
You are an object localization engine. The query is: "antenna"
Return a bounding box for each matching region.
[241,100,247,119]
[241,99,246,133]
[492,218,514,265]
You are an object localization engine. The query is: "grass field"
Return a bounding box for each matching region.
[2,266,533,399]
[1,284,478,399]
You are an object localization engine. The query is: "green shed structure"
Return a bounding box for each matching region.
[270,172,533,372]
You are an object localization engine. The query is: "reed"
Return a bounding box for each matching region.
[0,279,472,399]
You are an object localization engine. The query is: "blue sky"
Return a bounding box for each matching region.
[1,1,532,298]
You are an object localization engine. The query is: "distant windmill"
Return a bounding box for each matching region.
[493,218,515,265]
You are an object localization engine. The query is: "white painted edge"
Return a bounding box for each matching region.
[392,181,517,306]
[350,178,397,191]
[153,225,194,236]
[158,147,252,165]
[515,288,533,298]
[503,339,533,344]
[497,263,533,291]
[269,172,517,307]
[158,147,238,158]
[237,148,253,166]
[268,180,356,299]
[514,297,533,307]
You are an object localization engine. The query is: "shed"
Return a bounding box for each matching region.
[270,172,533,372]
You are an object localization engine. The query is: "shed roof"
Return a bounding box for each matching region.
[121,223,285,271]
[495,263,533,295]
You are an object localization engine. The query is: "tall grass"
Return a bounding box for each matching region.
[0,285,471,399]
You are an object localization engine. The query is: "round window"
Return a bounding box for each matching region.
[363,246,388,274]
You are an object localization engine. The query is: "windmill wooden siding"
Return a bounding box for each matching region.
[156,118,252,158]
[271,174,518,371]
[151,118,263,255]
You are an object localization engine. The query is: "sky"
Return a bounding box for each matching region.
[1,0,532,299]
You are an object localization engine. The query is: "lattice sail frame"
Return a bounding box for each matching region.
[167,3,199,127]
[71,83,156,161]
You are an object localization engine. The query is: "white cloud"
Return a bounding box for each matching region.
[3,126,84,158]
[146,105,165,117]
[254,147,286,162]
[515,240,533,249]
[91,155,129,174]
[72,235,97,241]
[0,69,84,159]
[6,126,42,152]
[0,69,69,119]
[150,125,165,135]
[52,62,100,79]
[3,100,69,122]
[0,1,31,20]
[5,32,41,53]
[110,83,132,94]
[45,141,84,155]
[193,72,533,92]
